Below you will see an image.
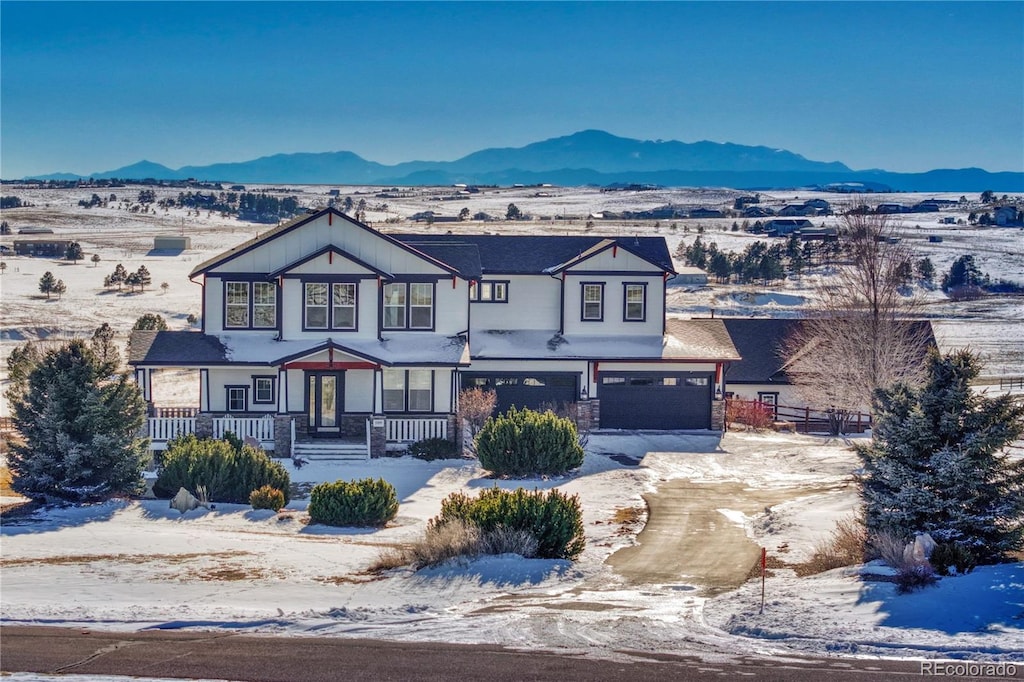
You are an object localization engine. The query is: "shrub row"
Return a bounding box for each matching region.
[408,437,460,461]
[308,477,398,527]
[430,486,585,560]
[476,407,584,477]
[154,433,290,504]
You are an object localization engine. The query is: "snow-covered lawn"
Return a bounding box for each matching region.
[2,432,1021,663]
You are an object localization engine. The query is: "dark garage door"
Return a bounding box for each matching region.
[599,372,712,430]
[461,373,578,415]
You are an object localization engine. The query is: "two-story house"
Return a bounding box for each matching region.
[129,208,739,459]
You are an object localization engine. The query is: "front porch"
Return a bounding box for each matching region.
[146,408,452,460]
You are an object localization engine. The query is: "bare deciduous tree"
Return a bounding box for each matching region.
[456,387,497,456]
[783,213,931,435]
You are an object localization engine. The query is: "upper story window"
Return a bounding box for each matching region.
[225,280,277,329]
[383,282,434,330]
[472,280,508,303]
[305,282,357,330]
[581,283,604,321]
[623,283,646,321]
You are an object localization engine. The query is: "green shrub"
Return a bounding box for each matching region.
[930,542,977,576]
[430,486,585,560]
[250,485,286,511]
[308,477,398,527]
[153,433,290,504]
[408,437,459,461]
[475,407,584,476]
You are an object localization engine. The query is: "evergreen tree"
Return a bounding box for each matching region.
[6,341,148,501]
[0,261,7,275]
[53,279,67,299]
[857,350,1024,562]
[916,257,935,286]
[942,254,985,293]
[135,265,152,291]
[65,242,84,262]
[110,263,128,291]
[91,253,101,268]
[6,342,42,397]
[38,271,57,299]
[133,313,168,331]
[506,203,522,220]
[90,323,121,372]
[125,272,141,292]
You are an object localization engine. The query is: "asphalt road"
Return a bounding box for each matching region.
[1,626,1010,681]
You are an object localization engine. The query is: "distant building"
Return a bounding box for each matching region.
[17,227,54,235]
[763,219,813,236]
[689,208,724,219]
[778,204,815,217]
[13,238,73,257]
[995,206,1022,226]
[153,236,192,250]
[875,203,905,214]
[671,266,709,286]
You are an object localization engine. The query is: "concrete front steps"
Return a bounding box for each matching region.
[292,440,369,461]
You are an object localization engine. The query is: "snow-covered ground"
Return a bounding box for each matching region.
[2,432,1021,664]
[2,186,1022,665]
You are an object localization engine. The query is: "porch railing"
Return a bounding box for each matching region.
[147,417,196,450]
[213,416,275,448]
[152,407,200,418]
[385,416,448,442]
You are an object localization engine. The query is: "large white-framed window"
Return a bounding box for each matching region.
[623,282,646,322]
[304,283,329,329]
[383,283,407,329]
[332,283,357,330]
[253,282,277,328]
[581,282,604,321]
[382,369,433,412]
[225,282,250,328]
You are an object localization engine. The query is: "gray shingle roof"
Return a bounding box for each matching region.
[128,331,228,366]
[721,318,800,383]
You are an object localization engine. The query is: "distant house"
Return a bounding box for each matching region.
[153,236,192,251]
[13,238,73,257]
[803,198,831,212]
[689,208,724,219]
[875,203,905,214]
[994,206,1022,226]
[17,227,54,235]
[797,226,839,242]
[671,266,709,286]
[743,206,773,218]
[778,204,815,217]
[911,201,941,213]
[763,219,813,236]
[733,195,760,210]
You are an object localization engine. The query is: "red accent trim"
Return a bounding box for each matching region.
[664,272,670,282]
[329,212,333,226]
[329,250,333,264]
[613,245,618,257]
[452,277,456,289]
[593,362,599,382]
[283,361,378,370]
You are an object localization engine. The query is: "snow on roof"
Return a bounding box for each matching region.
[220,333,469,366]
[472,320,738,361]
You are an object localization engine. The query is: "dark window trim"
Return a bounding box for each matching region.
[303,281,330,331]
[252,375,276,404]
[622,281,647,322]
[225,385,248,412]
[471,279,510,303]
[382,368,436,414]
[302,281,360,332]
[580,281,604,322]
[381,281,436,332]
[223,279,278,330]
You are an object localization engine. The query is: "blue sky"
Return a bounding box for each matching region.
[2,1,1022,178]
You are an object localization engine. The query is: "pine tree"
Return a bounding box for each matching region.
[7,341,148,501]
[90,323,120,372]
[133,313,168,331]
[136,265,152,292]
[6,342,42,397]
[38,271,57,299]
[53,279,67,299]
[857,349,1024,562]
[111,263,128,291]
[91,253,101,268]
[65,242,84,262]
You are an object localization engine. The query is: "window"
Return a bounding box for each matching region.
[383,369,406,411]
[332,283,356,329]
[305,283,329,329]
[624,283,646,321]
[473,280,509,302]
[383,282,434,330]
[225,282,249,328]
[581,283,603,321]
[253,282,277,328]
[758,392,779,418]
[383,369,433,412]
[383,283,406,329]
[226,386,247,412]
[408,370,432,411]
[686,377,710,387]
[602,376,626,385]
[409,284,434,328]
[253,377,275,404]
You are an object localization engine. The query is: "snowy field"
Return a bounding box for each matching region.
[2,432,1022,665]
[1,185,1022,666]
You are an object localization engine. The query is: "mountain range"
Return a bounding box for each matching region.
[27,130,1023,192]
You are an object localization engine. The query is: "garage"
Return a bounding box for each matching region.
[461,372,578,415]
[599,371,712,430]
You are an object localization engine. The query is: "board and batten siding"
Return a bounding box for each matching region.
[470,275,560,331]
[561,273,665,336]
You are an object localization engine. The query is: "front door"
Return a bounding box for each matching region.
[306,372,344,435]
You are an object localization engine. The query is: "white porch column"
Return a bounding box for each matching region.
[373,368,384,413]
[199,369,210,412]
[276,368,288,413]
